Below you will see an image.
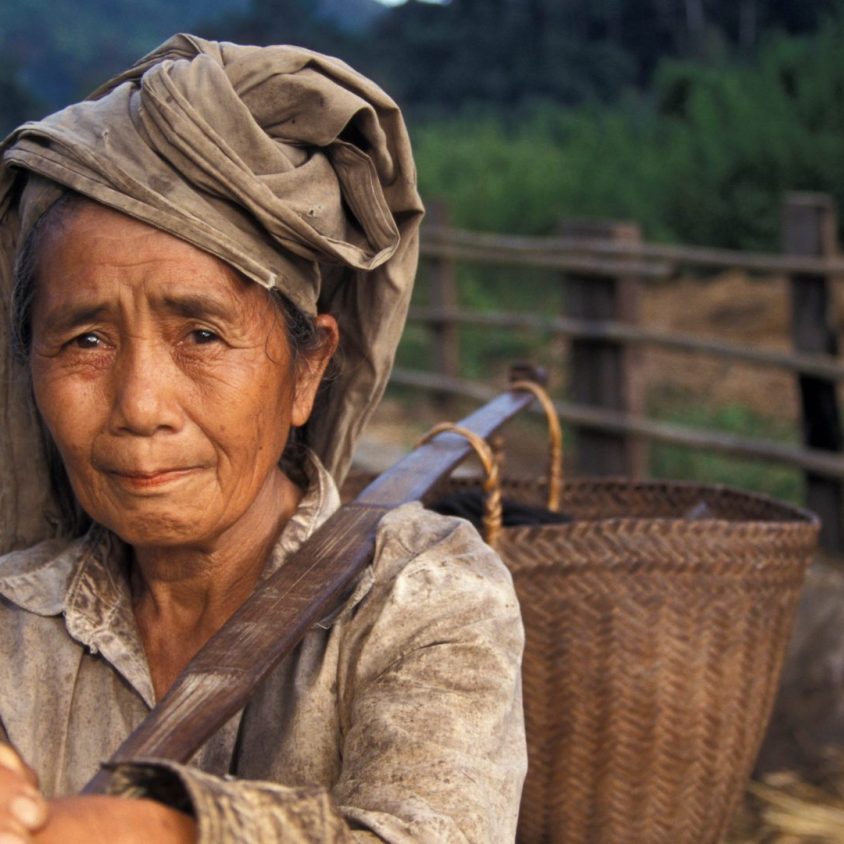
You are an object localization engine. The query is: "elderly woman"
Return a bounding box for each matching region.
[0,35,526,844]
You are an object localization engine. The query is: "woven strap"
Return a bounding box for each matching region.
[510,380,564,512]
[416,422,503,549]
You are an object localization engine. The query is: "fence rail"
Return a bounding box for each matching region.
[407,306,844,382]
[397,193,844,552]
[391,368,844,480]
[422,225,844,276]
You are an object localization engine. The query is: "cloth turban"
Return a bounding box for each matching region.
[0,33,424,552]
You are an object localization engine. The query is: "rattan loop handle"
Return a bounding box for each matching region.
[510,380,563,511]
[416,423,502,549]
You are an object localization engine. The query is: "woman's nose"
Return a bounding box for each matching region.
[109,340,184,436]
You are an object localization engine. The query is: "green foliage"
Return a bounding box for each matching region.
[412,103,669,238]
[647,20,844,247]
[0,0,251,129]
[647,389,803,501]
[412,13,844,248]
[0,61,45,137]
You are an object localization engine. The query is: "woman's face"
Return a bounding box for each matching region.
[29,201,335,550]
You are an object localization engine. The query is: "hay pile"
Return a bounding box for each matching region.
[728,752,844,843]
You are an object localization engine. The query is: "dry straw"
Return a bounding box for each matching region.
[728,755,844,843]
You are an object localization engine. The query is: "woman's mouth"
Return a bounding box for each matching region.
[108,467,202,490]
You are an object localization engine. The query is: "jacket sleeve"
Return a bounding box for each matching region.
[108,506,527,843]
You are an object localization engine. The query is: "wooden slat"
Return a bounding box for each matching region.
[407,306,844,381]
[420,239,672,278]
[426,200,460,406]
[560,219,646,478]
[783,193,844,551]
[390,368,844,479]
[421,224,844,276]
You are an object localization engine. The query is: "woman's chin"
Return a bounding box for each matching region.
[105,512,219,550]
[84,484,225,550]
[77,462,288,552]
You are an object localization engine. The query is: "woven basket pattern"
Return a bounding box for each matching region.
[484,478,817,844]
[342,471,818,843]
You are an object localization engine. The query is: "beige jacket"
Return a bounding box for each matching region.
[0,456,527,842]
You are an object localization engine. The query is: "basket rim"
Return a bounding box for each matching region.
[450,474,821,528]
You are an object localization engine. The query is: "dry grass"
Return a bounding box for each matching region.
[728,752,844,843]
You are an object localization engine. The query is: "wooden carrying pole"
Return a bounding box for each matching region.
[782,194,844,553]
[82,371,544,794]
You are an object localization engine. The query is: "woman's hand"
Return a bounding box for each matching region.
[0,744,195,843]
[33,796,197,844]
[0,743,48,843]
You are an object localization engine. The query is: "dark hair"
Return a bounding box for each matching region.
[10,193,338,528]
[11,192,85,364]
[265,286,339,485]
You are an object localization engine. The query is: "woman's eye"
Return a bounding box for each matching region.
[190,329,220,345]
[72,333,102,349]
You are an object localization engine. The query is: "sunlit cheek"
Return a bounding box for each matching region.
[235,431,281,489]
[34,364,106,443]
[226,414,288,508]
[66,473,111,525]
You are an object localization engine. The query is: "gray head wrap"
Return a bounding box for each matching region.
[0,33,424,552]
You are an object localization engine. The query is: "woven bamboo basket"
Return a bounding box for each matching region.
[415,384,820,844]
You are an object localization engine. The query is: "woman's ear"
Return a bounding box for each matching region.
[291,314,340,427]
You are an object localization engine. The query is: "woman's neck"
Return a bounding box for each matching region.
[130,468,303,700]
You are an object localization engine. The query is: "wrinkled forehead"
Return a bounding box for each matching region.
[35,195,202,261]
[30,198,276,325]
[25,192,236,285]
[15,173,320,318]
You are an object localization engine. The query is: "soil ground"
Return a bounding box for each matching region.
[640,270,799,417]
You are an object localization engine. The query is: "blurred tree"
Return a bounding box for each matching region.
[0,62,45,137]
[705,0,841,49]
[200,0,381,56]
[0,0,252,112]
[366,0,636,116]
[413,11,844,249]
[3,0,843,125]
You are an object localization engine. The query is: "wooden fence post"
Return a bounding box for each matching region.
[425,199,460,406]
[782,193,844,553]
[559,219,648,477]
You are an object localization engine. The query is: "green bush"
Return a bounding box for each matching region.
[412,13,844,250]
[646,389,803,501]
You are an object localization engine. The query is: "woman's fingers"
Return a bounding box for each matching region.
[0,747,36,789]
[0,786,47,842]
[0,745,47,843]
[0,810,36,843]
[8,789,46,826]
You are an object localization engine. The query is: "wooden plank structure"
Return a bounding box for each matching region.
[409,193,844,552]
[426,200,460,407]
[558,219,647,478]
[782,194,844,551]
